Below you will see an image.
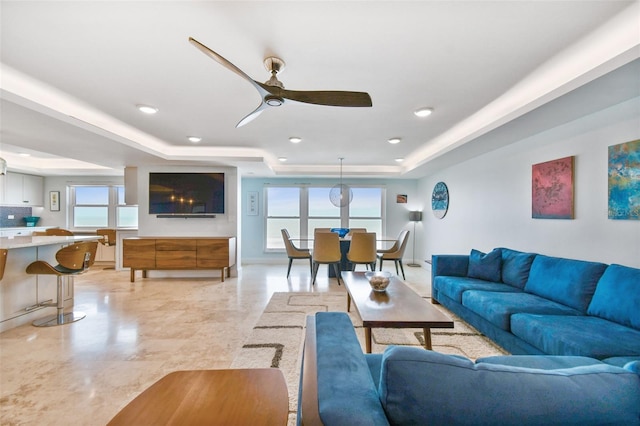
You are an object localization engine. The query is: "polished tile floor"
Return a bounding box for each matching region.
[0,262,430,425]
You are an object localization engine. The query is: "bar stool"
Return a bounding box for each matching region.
[26,241,98,327]
[97,228,117,269]
[0,249,7,280]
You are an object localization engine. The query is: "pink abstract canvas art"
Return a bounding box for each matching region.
[532,156,574,219]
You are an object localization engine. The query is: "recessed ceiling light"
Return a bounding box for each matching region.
[395,158,404,162]
[414,107,433,118]
[278,157,287,162]
[188,136,202,143]
[137,104,158,114]
[388,138,401,144]
[18,153,31,157]
[289,137,302,143]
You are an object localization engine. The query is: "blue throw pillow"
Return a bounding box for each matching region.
[498,247,536,289]
[587,264,640,330]
[525,255,607,312]
[467,249,502,282]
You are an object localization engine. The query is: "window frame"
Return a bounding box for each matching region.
[264,184,385,252]
[69,184,138,230]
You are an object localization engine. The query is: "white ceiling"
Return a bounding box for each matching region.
[1,1,639,178]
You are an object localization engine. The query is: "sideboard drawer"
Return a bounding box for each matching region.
[156,239,197,251]
[156,251,197,268]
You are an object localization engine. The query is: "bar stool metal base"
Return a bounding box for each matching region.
[33,311,86,327]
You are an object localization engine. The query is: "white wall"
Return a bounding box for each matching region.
[418,97,640,268]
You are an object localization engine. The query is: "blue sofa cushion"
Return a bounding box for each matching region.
[434,276,521,303]
[511,313,640,359]
[462,291,582,331]
[315,313,389,425]
[604,356,640,368]
[498,247,536,289]
[378,346,640,426]
[587,264,640,330]
[524,255,607,312]
[477,355,605,369]
[467,248,502,282]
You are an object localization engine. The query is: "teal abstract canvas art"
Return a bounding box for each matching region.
[608,139,640,220]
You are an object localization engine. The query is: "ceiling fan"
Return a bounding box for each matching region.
[189,37,373,127]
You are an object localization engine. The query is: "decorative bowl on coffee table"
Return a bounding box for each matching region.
[365,271,391,292]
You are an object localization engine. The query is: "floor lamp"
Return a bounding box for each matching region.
[407,211,422,267]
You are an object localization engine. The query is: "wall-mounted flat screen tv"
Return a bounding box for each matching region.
[149,172,224,215]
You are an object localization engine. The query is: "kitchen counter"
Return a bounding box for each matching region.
[0,235,102,332]
[0,235,100,249]
[0,226,53,237]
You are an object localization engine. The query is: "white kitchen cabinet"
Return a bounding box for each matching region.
[1,172,44,206]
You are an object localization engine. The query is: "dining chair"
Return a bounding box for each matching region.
[26,240,98,326]
[313,228,333,233]
[346,228,367,236]
[281,229,312,278]
[346,232,377,271]
[311,231,342,285]
[45,228,74,236]
[377,229,410,280]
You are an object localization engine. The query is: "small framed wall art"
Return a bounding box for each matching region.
[247,191,259,216]
[49,191,60,211]
[431,182,449,219]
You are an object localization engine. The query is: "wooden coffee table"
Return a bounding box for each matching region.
[342,271,454,353]
[107,369,288,426]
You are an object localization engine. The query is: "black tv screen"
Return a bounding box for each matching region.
[149,173,224,214]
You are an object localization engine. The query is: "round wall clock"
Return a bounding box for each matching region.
[431,181,449,219]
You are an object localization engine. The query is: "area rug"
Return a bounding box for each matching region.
[230,292,507,423]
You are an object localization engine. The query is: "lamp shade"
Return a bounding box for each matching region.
[409,211,422,222]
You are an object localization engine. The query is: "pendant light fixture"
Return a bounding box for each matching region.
[329,157,352,207]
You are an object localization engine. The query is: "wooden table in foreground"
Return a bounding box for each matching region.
[107,369,288,426]
[342,271,454,353]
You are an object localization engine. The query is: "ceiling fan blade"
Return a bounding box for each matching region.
[236,101,270,128]
[189,37,268,97]
[278,88,372,107]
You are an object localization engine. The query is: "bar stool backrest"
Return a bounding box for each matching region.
[46,228,74,236]
[56,241,98,270]
[96,229,116,246]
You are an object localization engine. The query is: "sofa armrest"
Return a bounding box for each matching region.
[298,313,389,426]
[298,315,322,426]
[431,254,469,278]
[431,255,469,303]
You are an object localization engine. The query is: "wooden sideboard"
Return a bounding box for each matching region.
[122,237,236,282]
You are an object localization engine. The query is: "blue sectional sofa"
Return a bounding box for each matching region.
[297,312,640,425]
[431,248,640,360]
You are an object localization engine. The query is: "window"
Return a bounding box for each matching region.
[265,185,385,250]
[70,185,138,229]
[266,187,300,249]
